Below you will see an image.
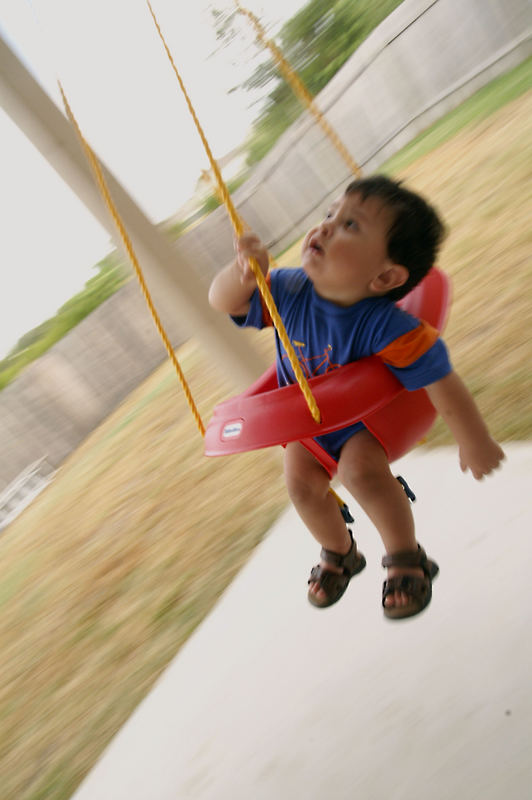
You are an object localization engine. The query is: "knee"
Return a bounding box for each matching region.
[284,464,326,507]
[337,448,389,494]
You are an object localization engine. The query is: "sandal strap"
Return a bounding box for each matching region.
[308,538,366,608]
[320,530,355,569]
[308,565,348,594]
[381,545,438,619]
[381,544,427,570]
[382,574,426,599]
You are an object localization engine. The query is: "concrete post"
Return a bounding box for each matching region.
[0,34,269,390]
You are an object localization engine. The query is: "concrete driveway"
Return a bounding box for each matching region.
[72,443,532,800]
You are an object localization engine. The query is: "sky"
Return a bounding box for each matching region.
[0,0,308,357]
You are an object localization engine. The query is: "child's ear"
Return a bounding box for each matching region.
[370,263,409,294]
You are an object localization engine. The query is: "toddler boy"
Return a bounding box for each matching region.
[209,176,504,619]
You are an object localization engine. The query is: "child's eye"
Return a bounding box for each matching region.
[344,219,358,230]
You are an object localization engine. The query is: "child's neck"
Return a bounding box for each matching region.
[312,285,383,308]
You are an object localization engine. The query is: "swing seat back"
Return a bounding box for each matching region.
[360,264,451,464]
[204,267,451,472]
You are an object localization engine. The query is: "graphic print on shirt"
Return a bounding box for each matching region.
[236,269,452,391]
[281,341,343,378]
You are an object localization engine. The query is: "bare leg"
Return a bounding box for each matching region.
[337,430,423,609]
[284,441,351,603]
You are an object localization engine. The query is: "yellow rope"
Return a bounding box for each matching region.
[234,1,362,178]
[234,3,360,507]
[202,169,279,271]
[147,0,321,423]
[58,81,206,437]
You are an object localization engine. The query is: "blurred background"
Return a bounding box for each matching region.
[0,0,530,798]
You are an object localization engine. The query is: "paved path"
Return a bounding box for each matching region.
[72,444,532,800]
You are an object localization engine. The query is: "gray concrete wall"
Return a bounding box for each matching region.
[177,0,532,274]
[0,281,185,489]
[1,0,530,491]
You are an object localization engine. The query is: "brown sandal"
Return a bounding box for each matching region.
[308,530,366,609]
[381,545,439,620]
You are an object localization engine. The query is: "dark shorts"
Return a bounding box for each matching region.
[313,421,366,462]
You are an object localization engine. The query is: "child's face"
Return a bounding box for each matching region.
[301,191,397,306]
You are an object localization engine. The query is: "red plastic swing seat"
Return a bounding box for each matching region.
[204,267,451,476]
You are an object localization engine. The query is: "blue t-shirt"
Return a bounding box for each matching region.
[233,268,451,459]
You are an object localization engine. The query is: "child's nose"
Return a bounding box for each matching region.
[320,218,334,236]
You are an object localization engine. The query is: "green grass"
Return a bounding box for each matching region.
[381,56,532,173]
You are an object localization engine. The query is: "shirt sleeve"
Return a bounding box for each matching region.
[386,337,452,389]
[230,269,300,330]
[376,317,452,389]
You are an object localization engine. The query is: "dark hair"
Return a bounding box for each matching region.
[345,175,446,300]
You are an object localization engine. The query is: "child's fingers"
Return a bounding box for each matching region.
[235,232,268,279]
[239,232,261,246]
[236,251,257,284]
[236,233,261,256]
[464,458,504,481]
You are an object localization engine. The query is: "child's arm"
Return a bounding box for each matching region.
[208,234,269,316]
[425,371,505,479]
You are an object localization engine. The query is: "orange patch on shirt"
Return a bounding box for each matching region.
[377,320,440,368]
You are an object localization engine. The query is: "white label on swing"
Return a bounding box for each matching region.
[222,420,243,440]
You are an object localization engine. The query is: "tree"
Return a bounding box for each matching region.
[212,0,404,164]
[0,253,129,390]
